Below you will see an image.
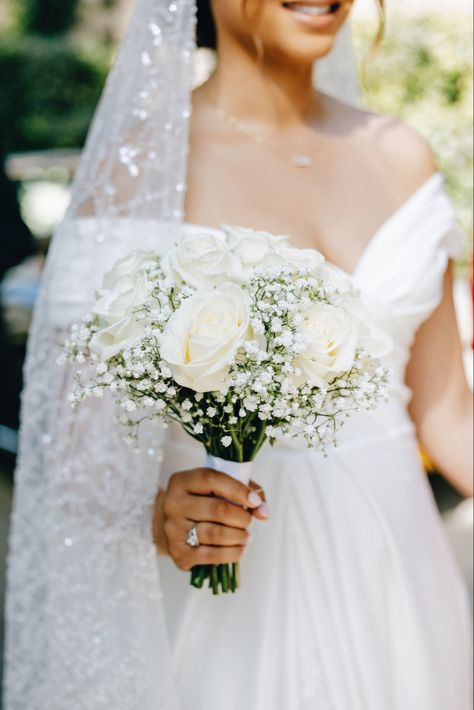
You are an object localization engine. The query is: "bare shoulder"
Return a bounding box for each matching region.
[362,111,438,187]
[320,94,438,197]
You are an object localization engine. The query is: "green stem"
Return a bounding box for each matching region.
[249,420,267,461]
[221,564,230,593]
[210,565,219,595]
[229,428,244,462]
[190,565,208,589]
[231,562,240,592]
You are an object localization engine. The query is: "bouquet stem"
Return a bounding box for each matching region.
[190,562,240,594]
[190,453,253,594]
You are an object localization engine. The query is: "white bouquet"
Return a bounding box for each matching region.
[64,226,391,594]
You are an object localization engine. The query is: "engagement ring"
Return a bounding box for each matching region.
[186,524,200,548]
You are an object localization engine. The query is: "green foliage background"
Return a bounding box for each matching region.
[16,0,80,36]
[0,37,108,152]
[354,16,473,238]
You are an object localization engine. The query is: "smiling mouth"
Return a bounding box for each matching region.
[282,2,342,17]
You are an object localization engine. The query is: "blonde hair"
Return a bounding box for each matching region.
[372,0,386,53]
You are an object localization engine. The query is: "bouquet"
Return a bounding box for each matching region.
[64,226,390,594]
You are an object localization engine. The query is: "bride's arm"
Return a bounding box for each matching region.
[406,263,473,496]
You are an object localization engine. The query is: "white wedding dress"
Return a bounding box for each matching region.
[158,172,472,710]
[5,173,472,710]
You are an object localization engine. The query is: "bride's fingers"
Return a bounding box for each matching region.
[189,521,250,547]
[164,517,249,548]
[193,543,246,567]
[172,467,264,509]
[182,494,253,529]
[249,480,265,500]
[172,541,246,571]
[249,480,271,520]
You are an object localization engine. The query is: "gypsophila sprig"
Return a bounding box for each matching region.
[63,228,392,593]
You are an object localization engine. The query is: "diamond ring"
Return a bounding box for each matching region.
[186,524,200,548]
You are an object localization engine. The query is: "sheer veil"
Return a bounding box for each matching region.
[4,2,360,708]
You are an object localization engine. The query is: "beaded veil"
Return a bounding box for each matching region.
[4,1,360,708]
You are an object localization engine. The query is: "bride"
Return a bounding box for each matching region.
[5,0,473,709]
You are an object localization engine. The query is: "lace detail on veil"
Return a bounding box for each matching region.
[5,1,194,707]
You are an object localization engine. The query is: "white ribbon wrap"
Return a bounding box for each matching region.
[206,455,253,486]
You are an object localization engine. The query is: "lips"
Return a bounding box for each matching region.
[282,2,341,17]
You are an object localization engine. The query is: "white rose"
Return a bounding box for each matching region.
[306,262,391,357]
[160,283,251,392]
[223,225,289,278]
[315,261,354,294]
[89,251,155,360]
[275,244,325,272]
[162,232,238,289]
[89,314,147,361]
[294,302,360,388]
[102,250,156,291]
[93,267,154,327]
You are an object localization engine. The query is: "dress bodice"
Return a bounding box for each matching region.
[351,173,461,382]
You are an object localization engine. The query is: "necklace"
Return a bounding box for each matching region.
[213,104,315,169]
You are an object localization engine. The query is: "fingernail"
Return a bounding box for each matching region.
[248,491,263,508]
[257,502,271,518]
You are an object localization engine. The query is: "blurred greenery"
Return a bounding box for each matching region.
[16,0,80,36]
[354,15,473,238]
[0,37,108,152]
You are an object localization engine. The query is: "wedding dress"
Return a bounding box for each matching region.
[157,172,472,710]
[5,179,472,710]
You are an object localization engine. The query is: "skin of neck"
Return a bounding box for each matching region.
[204,25,324,129]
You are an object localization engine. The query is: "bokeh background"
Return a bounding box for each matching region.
[0,0,472,699]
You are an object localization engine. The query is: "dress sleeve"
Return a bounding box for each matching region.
[355,173,465,333]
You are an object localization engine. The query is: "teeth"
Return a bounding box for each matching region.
[284,3,338,16]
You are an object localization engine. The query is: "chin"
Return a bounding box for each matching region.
[261,1,352,64]
[216,0,353,66]
[271,31,339,65]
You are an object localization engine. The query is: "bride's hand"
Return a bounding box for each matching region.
[152,468,270,571]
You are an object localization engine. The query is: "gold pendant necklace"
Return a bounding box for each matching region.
[213,105,315,169]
